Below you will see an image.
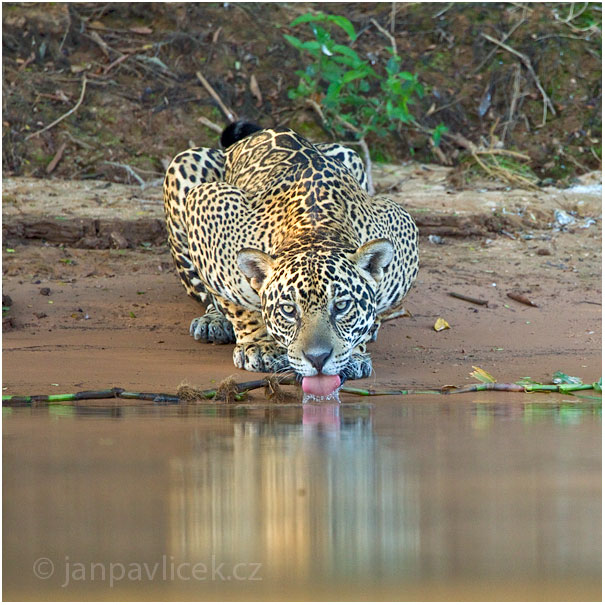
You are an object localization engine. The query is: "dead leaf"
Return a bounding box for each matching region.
[130,26,153,35]
[250,74,262,106]
[507,292,539,307]
[441,384,459,391]
[470,366,496,383]
[433,317,450,331]
[212,27,223,44]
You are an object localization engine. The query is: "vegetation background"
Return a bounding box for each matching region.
[2,2,602,187]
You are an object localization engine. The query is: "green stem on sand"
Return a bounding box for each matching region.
[2,377,601,407]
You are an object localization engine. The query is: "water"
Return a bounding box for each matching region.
[3,396,601,600]
[302,387,341,403]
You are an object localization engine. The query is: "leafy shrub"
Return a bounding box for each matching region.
[285,12,446,148]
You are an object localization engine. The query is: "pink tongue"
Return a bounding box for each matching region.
[301,374,341,397]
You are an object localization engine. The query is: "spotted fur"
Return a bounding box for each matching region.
[163,126,418,380]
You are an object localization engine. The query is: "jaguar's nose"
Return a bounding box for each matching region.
[303,348,333,373]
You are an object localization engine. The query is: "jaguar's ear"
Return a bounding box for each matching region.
[351,238,394,283]
[237,248,276,292]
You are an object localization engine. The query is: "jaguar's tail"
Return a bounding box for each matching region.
[220,120,262,148]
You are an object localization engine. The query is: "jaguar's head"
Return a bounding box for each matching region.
[237,239,393,395]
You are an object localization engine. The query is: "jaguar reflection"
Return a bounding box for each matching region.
[168,403,420,582]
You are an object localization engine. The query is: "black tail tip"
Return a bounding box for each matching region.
[220,121,262,148]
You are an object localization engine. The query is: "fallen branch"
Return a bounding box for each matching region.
[3,375,600,407]
[449,382,596,394]
[25,75,87,141]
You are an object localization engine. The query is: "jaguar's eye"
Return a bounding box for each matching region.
[333,299,352,315]
[279,302,297,320]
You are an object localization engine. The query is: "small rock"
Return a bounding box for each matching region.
[536,248,551,256]
[39,287,51,296]
[2,294,13,307]
[554,209,575,227]
[34,312,48,319]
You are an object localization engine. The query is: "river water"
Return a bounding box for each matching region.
[3,395,601,600]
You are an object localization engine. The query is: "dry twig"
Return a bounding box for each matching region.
[473,17,526,74]
[480,32,555,127]
[196,71,237,122]
[197,116,223,134]
[449,292,489,306]
[103,53,130,75]
[46,142,67,174]
[371,18,398,56]
[103,161,146,187]
[446,131,539,190]
[25,76,87,141]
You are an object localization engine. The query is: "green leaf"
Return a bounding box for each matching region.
[311,24,331,45]
[332,54,360,68]
[290,13,324,27]
[341,68,367,84]
[325,81,342,101]
[386,56,400,74]
[552,371,583,385]
[325,15,357,40]
[432,123,449,147]
[470,366,497,383]
[283,34,304,50]
[290,12,357,40]
[592,378,602,393]
[332,44,362,62]
[399,71,417,81]
[300,40,322,53]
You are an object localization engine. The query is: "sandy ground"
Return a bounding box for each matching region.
[2,167,602,399]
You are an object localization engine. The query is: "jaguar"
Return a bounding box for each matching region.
[163,121,418,398]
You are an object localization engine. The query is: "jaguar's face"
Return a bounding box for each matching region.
[237,239,393,378]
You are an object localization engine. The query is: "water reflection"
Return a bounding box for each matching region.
[165,399,600,586]
[3,398,601,599]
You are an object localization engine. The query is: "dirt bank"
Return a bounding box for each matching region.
[3,168,601,400]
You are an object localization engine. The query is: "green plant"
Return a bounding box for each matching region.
[285,12,446,148]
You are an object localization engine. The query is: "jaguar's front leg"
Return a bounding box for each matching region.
[340,343,373,381]
[230,309,289,373]
[190,302,236,344]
